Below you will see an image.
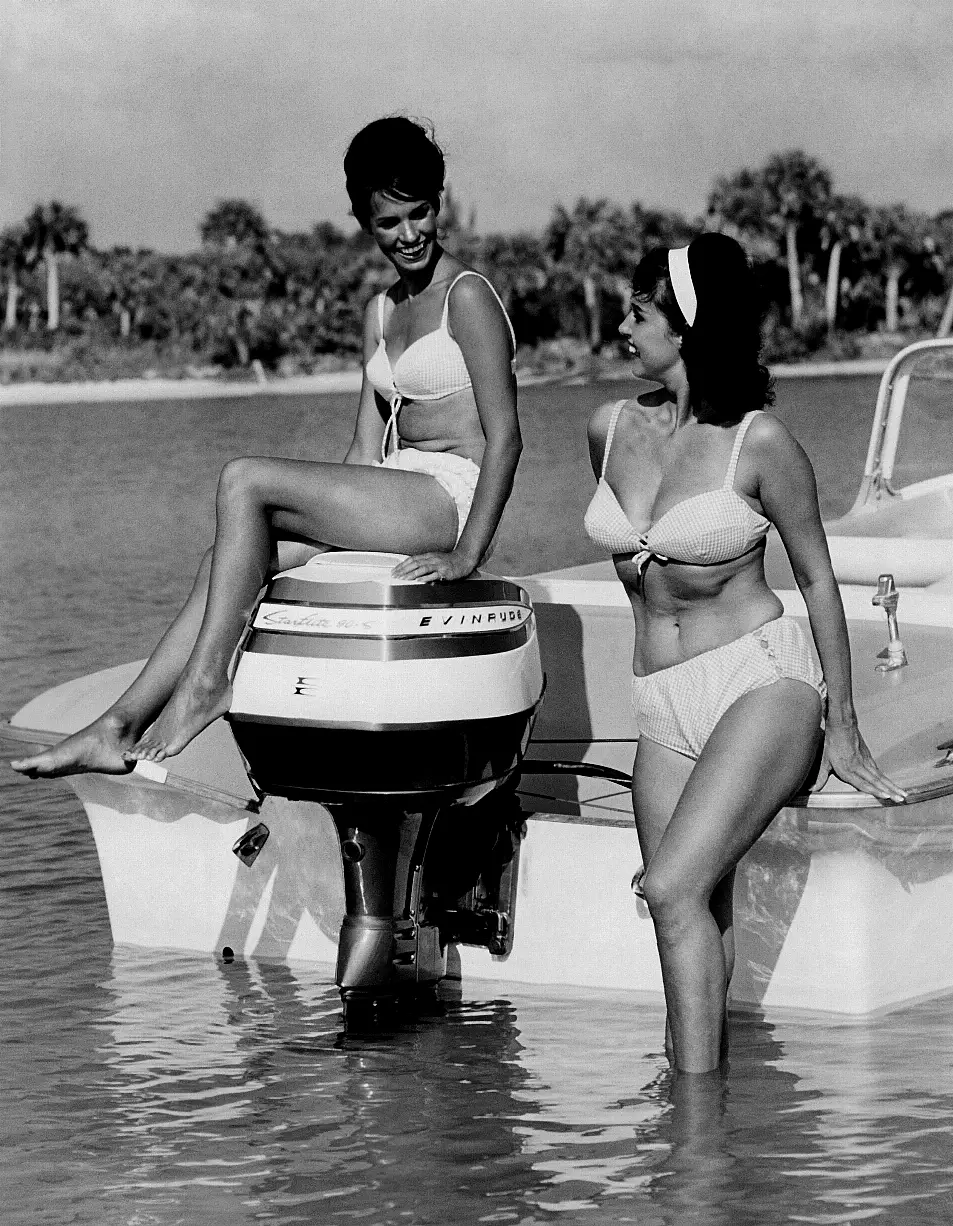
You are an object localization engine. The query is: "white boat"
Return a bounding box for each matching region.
[6,340,953,1020]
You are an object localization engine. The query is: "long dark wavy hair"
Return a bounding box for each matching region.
[630,233,774,425]
[344,116,445,231]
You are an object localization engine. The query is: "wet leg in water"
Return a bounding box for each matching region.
[634,680,821,1073]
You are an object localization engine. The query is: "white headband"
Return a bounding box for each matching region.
[668,246,697,327]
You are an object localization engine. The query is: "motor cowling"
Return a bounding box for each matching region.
[227,551,544,804]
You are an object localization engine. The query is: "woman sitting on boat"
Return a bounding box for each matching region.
[13,116,520,777]
[583,233,904,1074]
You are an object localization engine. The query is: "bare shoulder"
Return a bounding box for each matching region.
[446,271,512,353]
[588,398,624,443]
[446,269,505,317]
[588,394,656,443]
[587,397,635,473]
[743,411,818,498]
[746,411,809,464]
[361,291,387,359]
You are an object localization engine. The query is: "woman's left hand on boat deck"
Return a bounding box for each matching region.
[824,720,907,803]
[391,549,477,582]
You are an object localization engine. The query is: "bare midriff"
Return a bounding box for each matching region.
[393,385,486,465]
[619,546,784,676]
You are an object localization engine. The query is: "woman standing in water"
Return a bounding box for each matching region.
[583,233,904,1074]
[13,116,520,777]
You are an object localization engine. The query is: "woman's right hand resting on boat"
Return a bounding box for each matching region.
[392,549,479,582]
[811,717,905,802]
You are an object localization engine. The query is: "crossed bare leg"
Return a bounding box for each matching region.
[118,457,277,766]
[14,456,457,777]
[119,456,456,765]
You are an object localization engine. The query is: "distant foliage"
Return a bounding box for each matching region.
[2,156,952,380]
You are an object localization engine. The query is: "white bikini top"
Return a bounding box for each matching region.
[365,270,516,460]
[584,403,771,576]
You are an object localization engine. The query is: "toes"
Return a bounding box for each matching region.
[122,733,167,763]
[11,755,52,778]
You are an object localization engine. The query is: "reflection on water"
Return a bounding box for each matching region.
[6,928,953,1224]
[5,379,953,1222]
[3,865,953,1226]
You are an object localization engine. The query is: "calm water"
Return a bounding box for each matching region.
[4,376,953,1224]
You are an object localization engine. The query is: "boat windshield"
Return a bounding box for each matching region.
[888,345,953,491]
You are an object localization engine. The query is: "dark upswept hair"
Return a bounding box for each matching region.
[344,116,445,230]
[630,232,774,425]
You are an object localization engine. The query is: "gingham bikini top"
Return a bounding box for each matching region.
[365,270,516,459]
[584,402,770,574]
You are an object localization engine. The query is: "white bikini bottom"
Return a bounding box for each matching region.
[377,448,480,543]
[631,616,827,761]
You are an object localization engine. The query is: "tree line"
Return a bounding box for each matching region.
[2,149,952,381]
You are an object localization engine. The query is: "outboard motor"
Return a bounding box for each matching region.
[227,551,543,1024]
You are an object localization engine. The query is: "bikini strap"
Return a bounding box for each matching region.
[723,410,760,489]
[377,290,388,338]
[599,400,628,478]
[441,270,518,356]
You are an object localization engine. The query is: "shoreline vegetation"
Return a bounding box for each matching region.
[3,149,951,392]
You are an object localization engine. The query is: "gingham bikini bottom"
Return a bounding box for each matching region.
[377,447,480,544]
[631,616,826,760]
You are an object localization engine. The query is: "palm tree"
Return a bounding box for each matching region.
[478,232,548,313]
[200,199,269,249]
[637,205,695,250]
[607,204,696,307]
[761,151,832,329]
[546,198,634,351]
[709,153,832,329]
[0,224,28,330]
[862,204,931,333]
[934,210,953,338]
[819,194,867,332]
[707,168,776,243]
[96,247,161,339]
[21,201,90,330]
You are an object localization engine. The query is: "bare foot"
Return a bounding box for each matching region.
[123,671,231,763]
[11,711,137,778]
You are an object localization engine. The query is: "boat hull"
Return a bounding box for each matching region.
[59,768,953,1017]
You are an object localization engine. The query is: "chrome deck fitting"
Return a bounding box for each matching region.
[872,573,908,671]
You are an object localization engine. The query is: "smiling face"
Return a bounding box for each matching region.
[367,191,440,277]
[618,296,684,384]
